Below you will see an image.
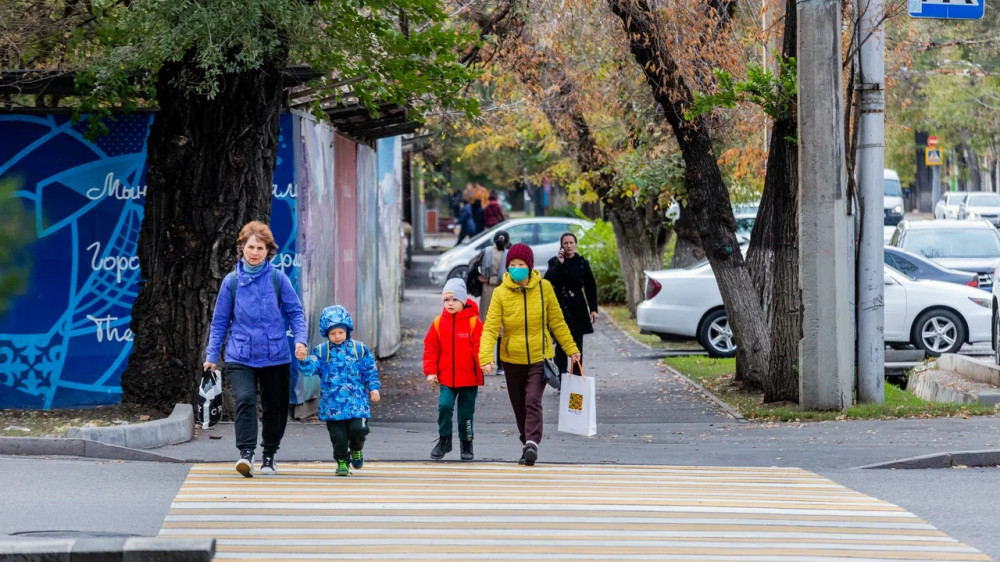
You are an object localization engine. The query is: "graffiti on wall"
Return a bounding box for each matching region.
[0,113,298,409]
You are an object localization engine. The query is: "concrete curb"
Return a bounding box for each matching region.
[0,436,185,463]
[855,449,1000,469]
[0,537,214,561]
[65,404,193,449]
[660,363,747,422]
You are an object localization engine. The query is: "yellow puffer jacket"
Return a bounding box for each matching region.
[479,269,580,367]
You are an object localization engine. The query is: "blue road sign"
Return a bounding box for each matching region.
[908,0,985,19]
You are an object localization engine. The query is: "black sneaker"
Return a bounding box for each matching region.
[260,454,276,475]
[518,451,526,465]
[460,440,474,461]
[236,449,254,478]
[430,436,452,460]
[523,445,538,467]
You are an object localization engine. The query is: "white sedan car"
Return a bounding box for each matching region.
[934,191,968,220]
[428,217,593,285]
[638,262,990,357]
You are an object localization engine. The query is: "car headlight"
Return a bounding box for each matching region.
[969,297,991,308]
[893,205,902,214]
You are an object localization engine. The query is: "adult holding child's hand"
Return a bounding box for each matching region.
[204,220,308,478]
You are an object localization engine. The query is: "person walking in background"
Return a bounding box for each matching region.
[455,200,475,246]
[471,198,485,234]
[204,220,309,478]
[483,193,506,229]
[423,279,484,461]
[479,243,580,466]
[544,232,598,374]
[473,183,490,208]
[462,182,475,204]
[478,230,510,375]
[541,175,552,216]
[449,188,463,218]
[298,305,381,477]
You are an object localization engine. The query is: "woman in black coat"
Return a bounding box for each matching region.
[544,232,598,373]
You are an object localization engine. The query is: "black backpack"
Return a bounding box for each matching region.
[465,250,484,298]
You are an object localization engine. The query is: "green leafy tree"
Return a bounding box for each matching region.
[65,0,481,410]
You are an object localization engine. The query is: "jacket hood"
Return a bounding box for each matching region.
[319,305,354,337]
[501,268,542,290]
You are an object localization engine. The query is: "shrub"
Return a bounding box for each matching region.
[578,219,627,304]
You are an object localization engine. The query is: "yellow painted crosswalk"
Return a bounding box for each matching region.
[159,462,988,561]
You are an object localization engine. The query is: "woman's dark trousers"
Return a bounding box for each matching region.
[503,362,545,447]
[228,362,290,456]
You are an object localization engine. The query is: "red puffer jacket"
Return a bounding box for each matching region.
[422,299,484,387]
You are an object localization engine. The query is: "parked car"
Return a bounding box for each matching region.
[934,191,968,220]
[883,169,905,225]
[959,192,1000,227]
[428,217,593,285]
[884,246,981,289]
[883,225,896,245]
[889,219,1000,290]
[637,263,991,357]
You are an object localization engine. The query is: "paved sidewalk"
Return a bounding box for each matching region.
[156,253,1000,471]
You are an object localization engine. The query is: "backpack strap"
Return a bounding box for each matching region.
[353,341,359,360]
[324,342,330,362]
[433,315,441,334]
[272,269,282,310]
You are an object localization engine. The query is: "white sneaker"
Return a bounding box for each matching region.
[236,450,254,478]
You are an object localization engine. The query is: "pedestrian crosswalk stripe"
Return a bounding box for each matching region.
[160,462,988,561]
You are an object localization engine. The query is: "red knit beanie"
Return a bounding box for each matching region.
[506,243,534,270]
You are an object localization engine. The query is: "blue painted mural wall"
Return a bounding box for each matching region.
[0,113,299,409]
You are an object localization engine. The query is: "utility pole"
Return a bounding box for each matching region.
[855,0,885,404]
[797,0,853,410]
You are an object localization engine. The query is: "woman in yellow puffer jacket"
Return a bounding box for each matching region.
[480,243,580,466]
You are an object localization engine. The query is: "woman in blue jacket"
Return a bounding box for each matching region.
[204,221,308,478]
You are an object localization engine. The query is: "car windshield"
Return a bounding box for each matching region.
[884,179,902,197]
[902,228,1000,259]
[966,193,1000,207]
[947,193,967,206]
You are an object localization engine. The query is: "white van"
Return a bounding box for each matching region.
[884,169,904,225]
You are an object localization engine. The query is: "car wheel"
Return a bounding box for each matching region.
[698,309,737,358]
[912,309,965,356]
[447,265,468,281]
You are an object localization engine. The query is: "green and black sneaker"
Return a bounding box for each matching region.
[350,450,364,469]
[335,459,350,477]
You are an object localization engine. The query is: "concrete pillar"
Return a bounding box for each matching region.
[797,0,853,410]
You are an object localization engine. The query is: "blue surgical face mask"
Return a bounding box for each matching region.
[509,266,529,283]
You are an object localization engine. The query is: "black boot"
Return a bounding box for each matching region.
[430,436,452,460]
[460,440,474,461]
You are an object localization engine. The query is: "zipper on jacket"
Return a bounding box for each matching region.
[522,290,531,364]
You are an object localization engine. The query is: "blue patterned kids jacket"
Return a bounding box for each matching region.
[298,306,380,421]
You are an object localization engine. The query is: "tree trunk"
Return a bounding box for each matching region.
[122,48,289,411]
[747,0,800,402]
[608,0,769,386]
[606,195,671,315]
[670,205,704,268]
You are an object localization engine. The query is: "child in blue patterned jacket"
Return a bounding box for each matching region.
[298,305,381,476]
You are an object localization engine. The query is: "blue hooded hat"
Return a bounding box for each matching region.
[319,305,354,338]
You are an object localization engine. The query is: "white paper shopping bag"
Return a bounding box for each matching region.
[557,366,596,437]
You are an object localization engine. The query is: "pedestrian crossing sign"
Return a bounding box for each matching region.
[925,147,943,166]
[909,0,985,20]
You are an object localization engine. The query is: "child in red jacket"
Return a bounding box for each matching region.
[423,278,484,461]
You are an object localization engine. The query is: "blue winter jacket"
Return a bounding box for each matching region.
[457,205,475,231]
[299,341,380,421]
[205,260,308,367]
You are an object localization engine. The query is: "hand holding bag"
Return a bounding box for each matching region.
[196,368,223,429]
[558,360,597,437]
